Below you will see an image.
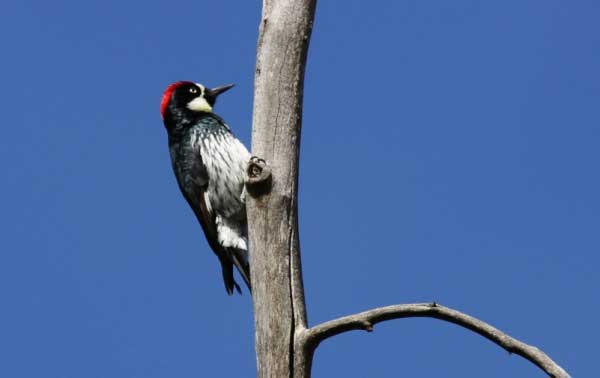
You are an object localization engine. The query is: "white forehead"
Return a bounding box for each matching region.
[195,83,205,95]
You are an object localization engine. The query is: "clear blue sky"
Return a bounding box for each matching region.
[1,1,597,377]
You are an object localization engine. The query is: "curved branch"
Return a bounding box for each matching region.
[304,302,570,378]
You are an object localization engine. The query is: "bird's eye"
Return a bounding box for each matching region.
[189,87,198,94]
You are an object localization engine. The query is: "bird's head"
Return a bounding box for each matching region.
[160,81,234,121]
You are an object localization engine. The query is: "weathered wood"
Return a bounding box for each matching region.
[246,2,570,378]
[305,303,571,378]
[246,1,316,377]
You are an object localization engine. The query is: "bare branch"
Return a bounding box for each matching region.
[304,303,570,378]
[247,2,569,378]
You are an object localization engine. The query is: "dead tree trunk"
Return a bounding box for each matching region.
[246,1,315,377]
[245,1,570,378]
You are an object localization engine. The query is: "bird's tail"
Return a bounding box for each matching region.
[219,248,251,295]
[219,256,241,295]
[219,258,241,295]
[230,247,251,293]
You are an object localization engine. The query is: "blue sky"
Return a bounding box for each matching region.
[1,1,597,377]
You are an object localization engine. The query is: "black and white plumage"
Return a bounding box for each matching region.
[160,81,251,295]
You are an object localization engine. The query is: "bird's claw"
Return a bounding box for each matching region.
[248,156,267,178]
[250,156,266,166]
[246,156,272,196]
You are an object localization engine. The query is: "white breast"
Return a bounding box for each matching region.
[197,131,250,217]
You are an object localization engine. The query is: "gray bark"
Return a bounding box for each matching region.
[305,303,570,378]
[245,1,570,378]
[246,1,315,377]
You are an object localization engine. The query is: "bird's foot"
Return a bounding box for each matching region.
[249,156,267,174]
[246,156,272,197]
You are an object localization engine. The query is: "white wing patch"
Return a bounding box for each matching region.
[204,192,212,214]
[216,215,248,250]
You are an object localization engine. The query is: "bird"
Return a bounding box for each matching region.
[160,81,251,295]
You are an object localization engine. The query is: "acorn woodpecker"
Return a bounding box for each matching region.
[160,81,251,295]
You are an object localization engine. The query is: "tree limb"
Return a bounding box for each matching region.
[304,302,570,378]
[247,1,316,377]
[247,1,570,378]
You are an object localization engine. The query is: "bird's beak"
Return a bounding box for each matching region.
[206,83,235,98]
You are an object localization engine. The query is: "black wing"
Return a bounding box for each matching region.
[174,134,249,295]
[193,190,243,295]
